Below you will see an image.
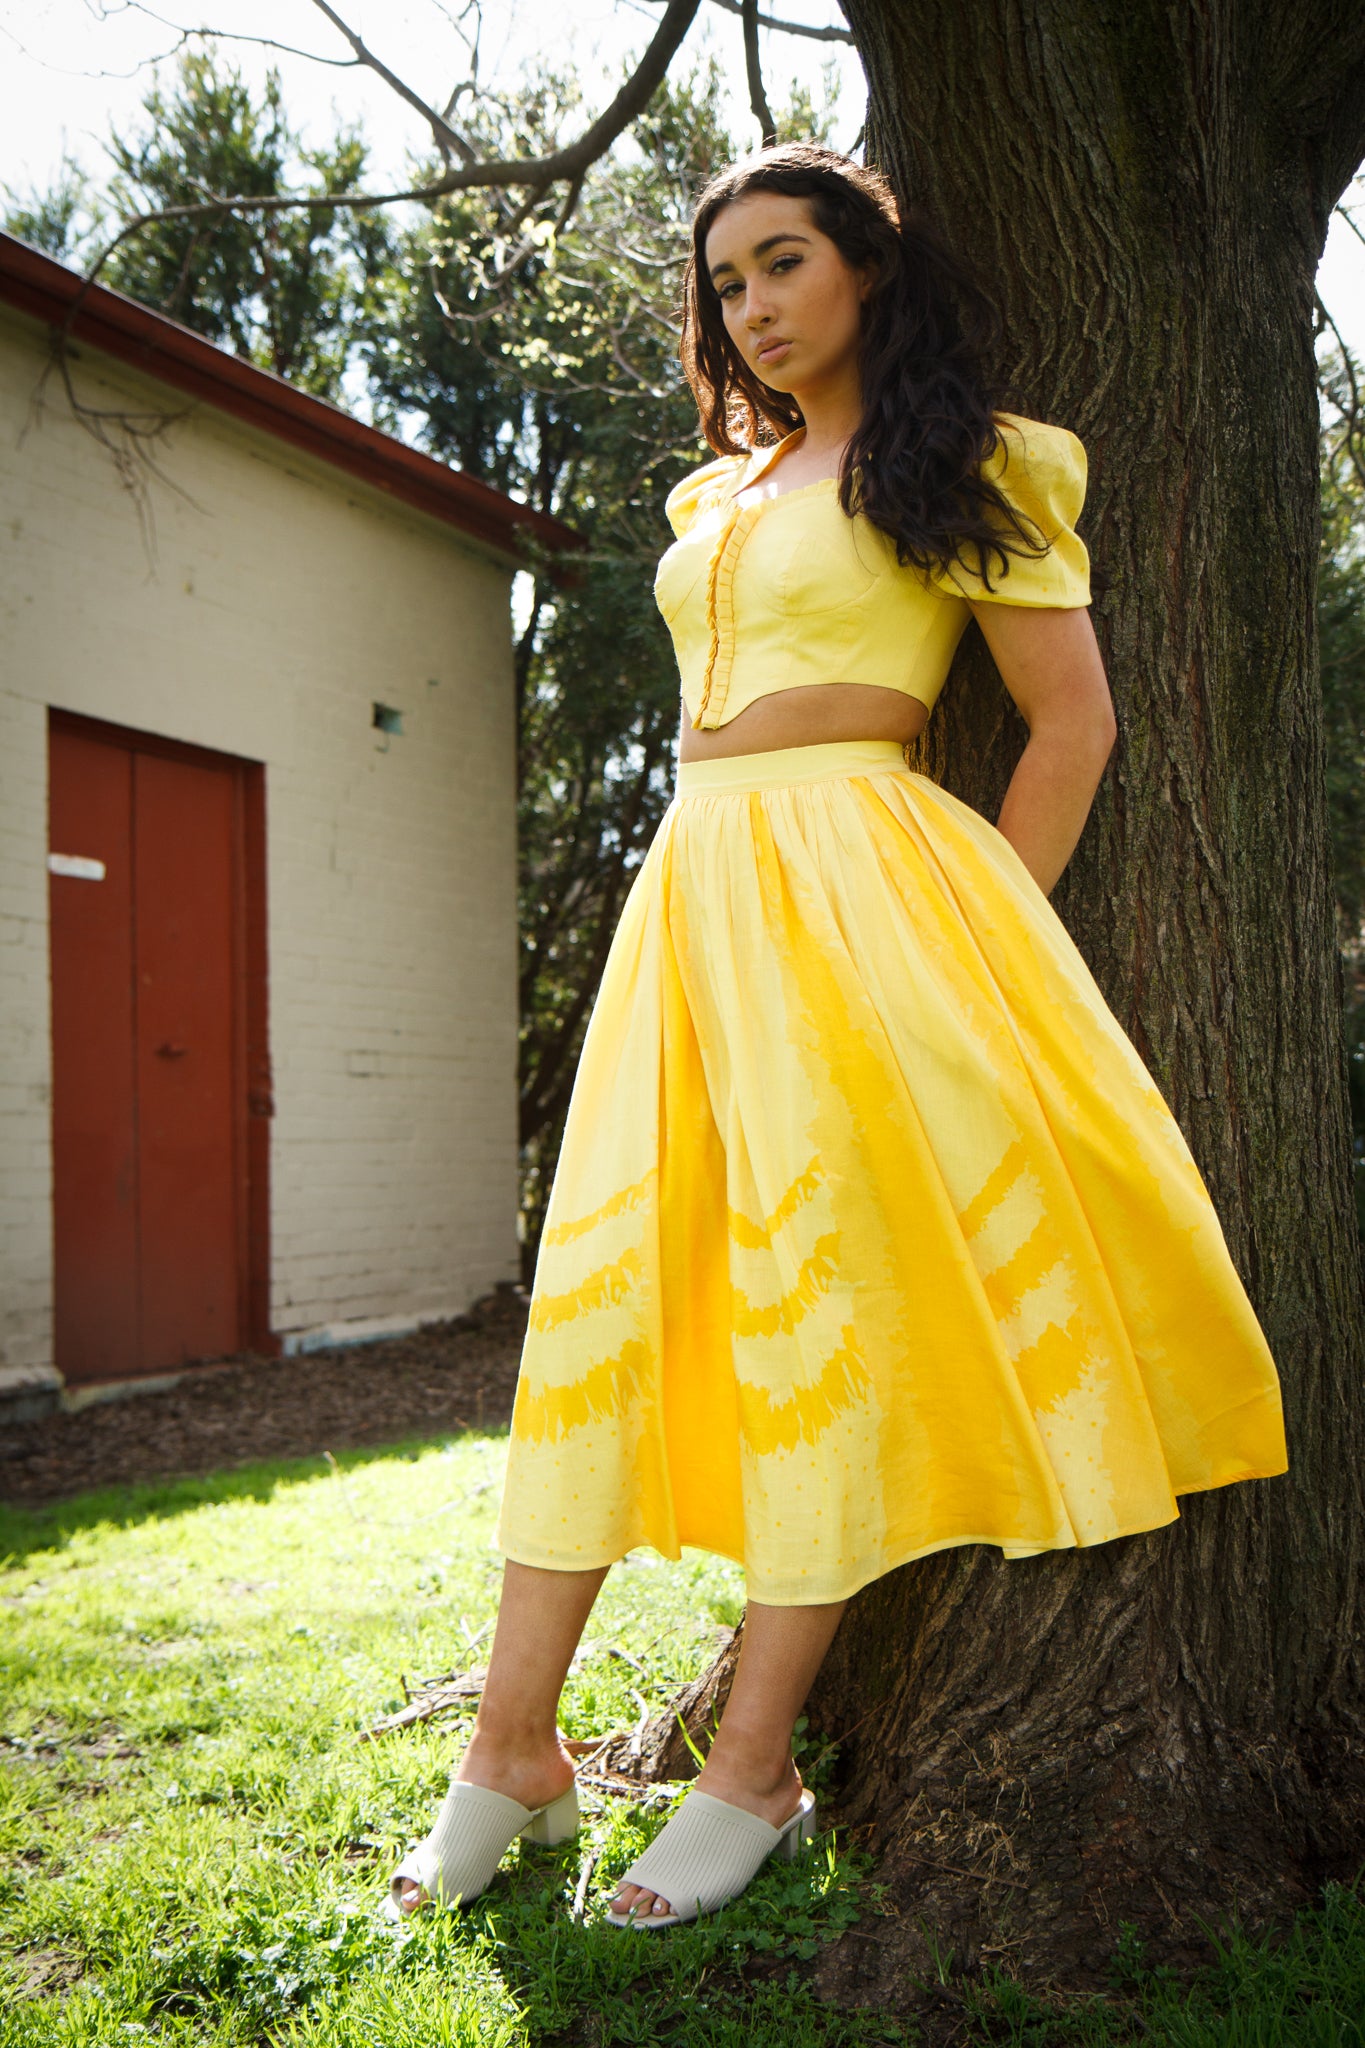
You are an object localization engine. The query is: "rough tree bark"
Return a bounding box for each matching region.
[629,0,1365,1998]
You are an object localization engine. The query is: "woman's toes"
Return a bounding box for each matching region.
[610,1882,672,1919]
[399,1879,425,1913]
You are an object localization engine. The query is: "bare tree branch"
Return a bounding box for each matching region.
[25,0,705,539]
[643,0,855,43]
[308,0,478,164]
[67,0,702,322]
[81,1,703,260]
[436,3,485,132]
[20,338,198,570]
[1334,196,1365,256]
[0,13,192,80]
[107,1,362,70]
[742,0,777,146]
[434,165,588,321]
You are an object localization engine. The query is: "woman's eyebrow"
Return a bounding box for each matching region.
[708,231,812,281]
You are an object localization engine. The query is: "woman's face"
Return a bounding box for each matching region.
[703,189,869,400]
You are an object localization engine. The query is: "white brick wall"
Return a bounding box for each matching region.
[0,686,53,1379]
[0,303,524,1378]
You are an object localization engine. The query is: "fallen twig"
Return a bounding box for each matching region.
[572,1849,599,1921]
[626,1690,652,1759]
[575,1768,682,1803]
[563,1732,631,1757]
[354,1671,486,1741]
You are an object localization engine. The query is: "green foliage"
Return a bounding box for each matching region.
[1319,351,1365,939]
[1317,345,1365,1235]
[110,50,390,397]
[3,50,388,399]
[2,155,104,262]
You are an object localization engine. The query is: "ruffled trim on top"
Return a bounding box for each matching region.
[663,450,757,727]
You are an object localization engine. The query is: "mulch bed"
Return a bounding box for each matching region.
[0,1284,529,1511]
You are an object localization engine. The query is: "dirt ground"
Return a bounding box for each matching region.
[0,1284,529,1511]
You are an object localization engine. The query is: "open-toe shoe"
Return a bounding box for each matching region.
[386,1778,579,1918]
[603,1785,817,1929]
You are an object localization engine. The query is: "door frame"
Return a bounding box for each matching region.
[48,708,277,1367]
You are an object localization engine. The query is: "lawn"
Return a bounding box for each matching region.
[1,1431,1362,2045]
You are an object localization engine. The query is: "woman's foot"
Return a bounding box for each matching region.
[607,1751,805,1922]
[396,1725,578,1914]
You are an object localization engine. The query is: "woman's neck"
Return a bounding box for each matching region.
[789,368,864,463]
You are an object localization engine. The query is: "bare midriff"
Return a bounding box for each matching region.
[677,680,930,761]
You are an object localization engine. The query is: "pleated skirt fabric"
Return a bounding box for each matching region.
[495,738,1287,1605]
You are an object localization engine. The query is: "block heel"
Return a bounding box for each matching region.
[774,1801,818,1859]
[519,1783,579,1845]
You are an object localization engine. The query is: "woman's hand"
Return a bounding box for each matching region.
[968,603,1117,896]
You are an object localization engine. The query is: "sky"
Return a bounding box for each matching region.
[1,0,1362,367]
[0,1,863,194]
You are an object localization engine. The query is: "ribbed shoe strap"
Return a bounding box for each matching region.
[617,1790,799,1919]
[421,1780,536,1905]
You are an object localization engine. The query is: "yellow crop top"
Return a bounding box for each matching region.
[653,411,1092,730]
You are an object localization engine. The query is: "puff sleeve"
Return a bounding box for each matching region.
[931,414,1091,607]
[663,452,748,539]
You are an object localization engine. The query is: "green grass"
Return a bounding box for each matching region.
[1,1431,1362,2046]
[0,1434,888,2046]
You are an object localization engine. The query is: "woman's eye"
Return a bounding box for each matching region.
[716,256,798,302]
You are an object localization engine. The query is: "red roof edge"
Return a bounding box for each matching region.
[0,231,582,571]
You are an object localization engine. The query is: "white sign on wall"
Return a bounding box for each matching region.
[48,854,107,881]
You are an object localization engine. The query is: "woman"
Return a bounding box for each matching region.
[389,143,1287,1930]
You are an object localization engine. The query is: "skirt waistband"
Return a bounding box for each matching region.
[674,737,908,796]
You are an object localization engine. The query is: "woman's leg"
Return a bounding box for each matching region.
[399,1558,608,1912]
[608,1595,848,1920]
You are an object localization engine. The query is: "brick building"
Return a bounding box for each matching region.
[0,233,577,1419]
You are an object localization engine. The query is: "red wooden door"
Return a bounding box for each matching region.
[47,725,139,1382]
[48,714,269,1385]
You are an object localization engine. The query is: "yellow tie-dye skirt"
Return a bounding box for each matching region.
[495,738,1287,1604]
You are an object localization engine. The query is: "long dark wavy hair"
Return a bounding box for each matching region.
[680,143,1052,593]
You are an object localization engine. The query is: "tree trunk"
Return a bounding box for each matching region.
[647,0,1365,1998]
[817,0,1365,1993]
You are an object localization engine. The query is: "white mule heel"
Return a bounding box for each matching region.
[603,1786,817,1929]
[387,1778,579,1917]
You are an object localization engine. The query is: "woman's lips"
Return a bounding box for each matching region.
[755,339,792,366]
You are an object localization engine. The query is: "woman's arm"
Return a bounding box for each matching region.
[967,603,1117,896]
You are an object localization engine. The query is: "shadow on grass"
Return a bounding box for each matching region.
[0,1428,509,1568]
